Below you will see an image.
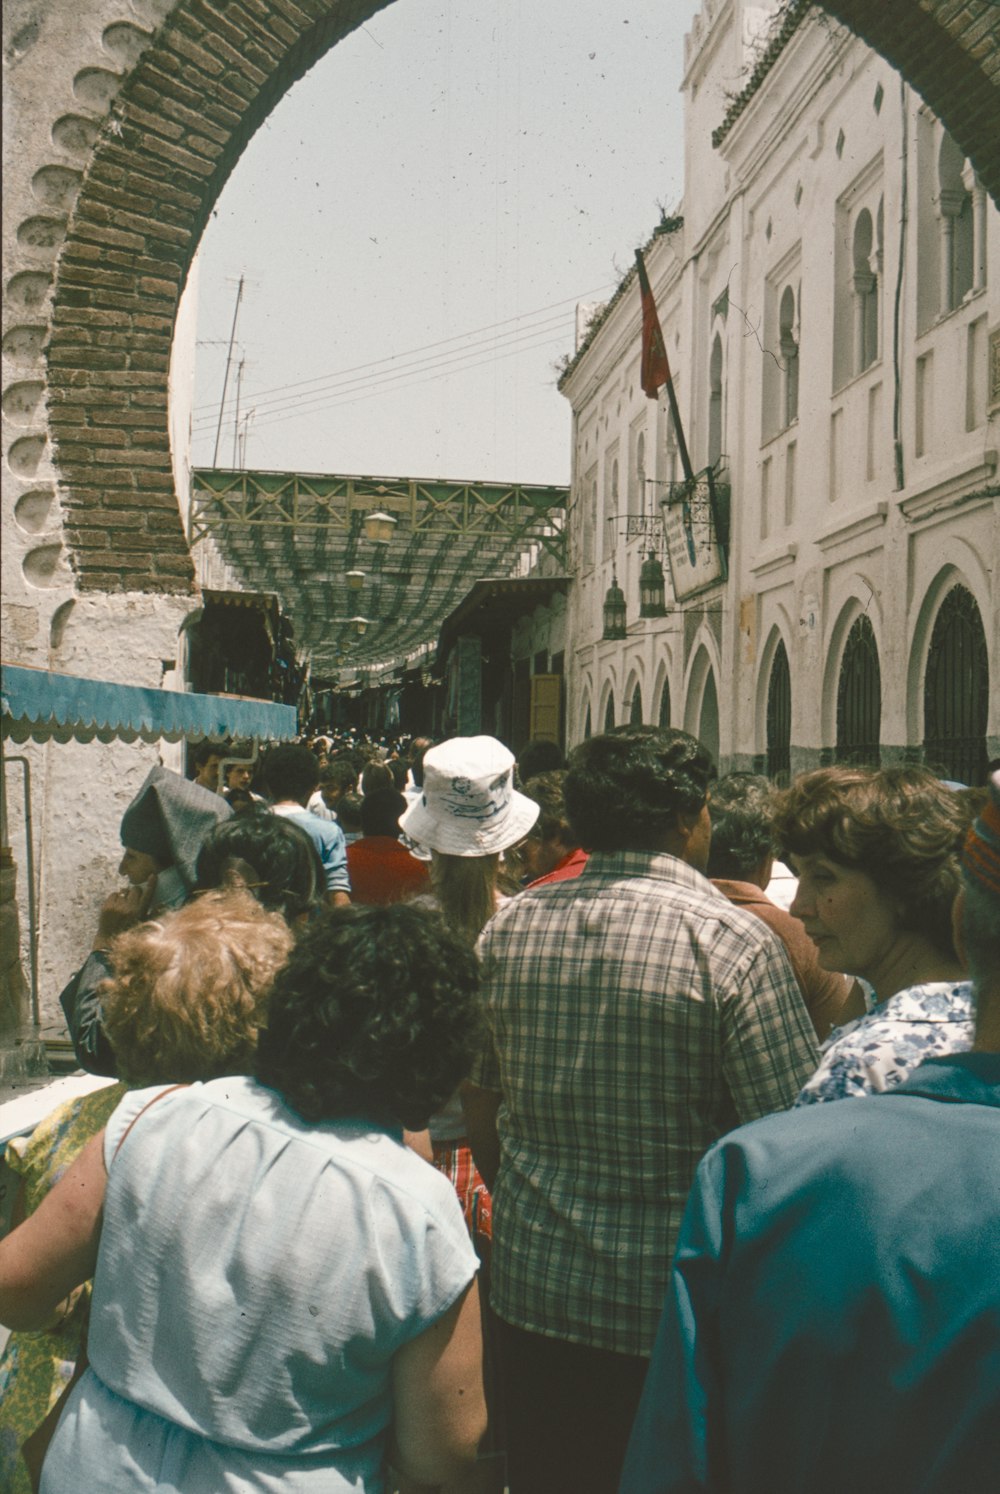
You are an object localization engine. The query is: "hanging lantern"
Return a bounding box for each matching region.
[350,616,370,637]
[346,569,365,591]
[602,577,627,640]
[363,510,397,544]
[639,551,667,618]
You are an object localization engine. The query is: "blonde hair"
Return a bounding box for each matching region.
[102,890,294,1085]
[430,851,501,946]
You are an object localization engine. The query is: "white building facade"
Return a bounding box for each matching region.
[554,0,998,781]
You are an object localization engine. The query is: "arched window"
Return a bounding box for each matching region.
[938,134,974,313]
[604,455,619,559]
[658,677,671,728]
[698,671,720,769]
[766,641,792,784]
[708,333,723,468]
[852,209,879,373]
[629,430,646,519]
[664,396,679,489]
[630,684,643,725]
[604,692,616,733]
[779,285,799,427]
[923,585,989,784]
[836,614,881,765]
[581,470,596,570]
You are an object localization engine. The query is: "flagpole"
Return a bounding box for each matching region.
[663,357,695,486]
[635,250,695,485]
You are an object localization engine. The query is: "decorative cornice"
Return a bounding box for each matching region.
[899,453,999,525]
[815,500,888,551]
[750,542,798,577]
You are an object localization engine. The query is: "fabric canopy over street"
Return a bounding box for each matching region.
[1,664,297,746]
[189,468,568,674]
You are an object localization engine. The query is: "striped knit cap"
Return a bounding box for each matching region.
[963,770,1000,899]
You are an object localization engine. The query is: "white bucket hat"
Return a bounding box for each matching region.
[399,736,539,857]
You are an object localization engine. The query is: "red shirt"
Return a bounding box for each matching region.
[527,846,589,888]
[345,836,430,905]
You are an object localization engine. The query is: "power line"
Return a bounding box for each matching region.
[193,283,613,424]
[235,326,570,435]
[191,306,576,431]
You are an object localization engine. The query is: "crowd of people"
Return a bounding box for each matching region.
[0,723,996,1494]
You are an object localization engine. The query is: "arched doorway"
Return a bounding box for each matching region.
[766,640,791,783]
[630,684,643,725]
[698,670,720,767]
[658,678,671,728]
[836,614,881,765]
[604,692,616,733]
[923,584,989,783]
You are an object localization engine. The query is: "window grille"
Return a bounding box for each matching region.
[766,641,791,784]
[923,585,989,785]
[836,614,881,765]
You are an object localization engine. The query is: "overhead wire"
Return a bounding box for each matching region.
[192,284,612,429]
[192,310,576,434]
[232,323,572,434]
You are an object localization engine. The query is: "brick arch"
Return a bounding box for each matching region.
[4,0,389,604]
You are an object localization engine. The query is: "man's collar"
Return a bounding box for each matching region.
[579,848,717,892]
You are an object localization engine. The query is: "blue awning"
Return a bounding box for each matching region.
[1,664,297,746]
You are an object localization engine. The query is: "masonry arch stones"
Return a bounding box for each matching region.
[3,0,393,623]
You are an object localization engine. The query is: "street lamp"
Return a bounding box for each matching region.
[602,572,627,640]
[350,616,369,637]
[363,510,396,544]
[346,569,365,591]
[639,551,667,617]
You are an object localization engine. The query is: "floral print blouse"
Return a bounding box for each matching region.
[794,980,974,1106]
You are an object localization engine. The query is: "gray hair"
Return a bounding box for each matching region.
[707,773,777,881]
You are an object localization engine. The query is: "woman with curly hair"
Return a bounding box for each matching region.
[772,764,973,1104]
[0,890,293,1494]
[0,902,486,1494]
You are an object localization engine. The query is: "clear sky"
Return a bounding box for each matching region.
[191,0,700,488]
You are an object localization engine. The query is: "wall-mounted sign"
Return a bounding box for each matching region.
[660,471,729,601]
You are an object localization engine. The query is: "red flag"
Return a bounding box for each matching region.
[636,249,671,400]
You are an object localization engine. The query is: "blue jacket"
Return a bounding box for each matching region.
[620,1054,1000,1494]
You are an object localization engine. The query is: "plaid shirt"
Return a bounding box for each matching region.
[472,850,819,1356]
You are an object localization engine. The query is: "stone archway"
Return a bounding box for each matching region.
[4,0,390,644]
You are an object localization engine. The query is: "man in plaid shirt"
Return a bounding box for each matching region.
[464,727,819,1494]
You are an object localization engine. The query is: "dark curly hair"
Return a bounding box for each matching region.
[254,902,484,1130]
[772,765,967,958]
[564,727,716,852]
[707,773,777,881]
[521,770,573,844]
[195,811,322,925]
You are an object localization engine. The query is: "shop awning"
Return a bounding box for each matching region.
[436,575,570,665]
[1,663,297,746]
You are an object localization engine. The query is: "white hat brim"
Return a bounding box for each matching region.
[399,787,539,857]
